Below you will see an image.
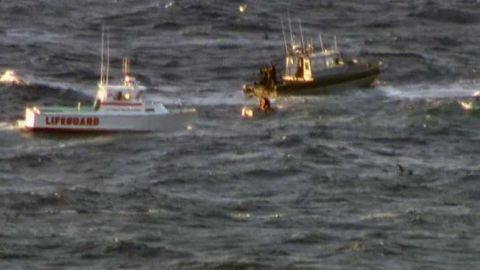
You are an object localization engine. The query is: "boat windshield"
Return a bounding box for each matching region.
[107,85,145,102]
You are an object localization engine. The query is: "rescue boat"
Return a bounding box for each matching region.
[17,33,195,133]
[242,20,381,98]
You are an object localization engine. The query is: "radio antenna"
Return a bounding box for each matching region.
[106,30,110,88]
[100,26,105,85]
[281,18,288,54]
[288,11,294,46]
[319,33,324,51]
[298,19,305,52]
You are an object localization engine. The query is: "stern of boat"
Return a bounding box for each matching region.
[242,83,276,99]
[14,107,37,132]
[242,84,256,97]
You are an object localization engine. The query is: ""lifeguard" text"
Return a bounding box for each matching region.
[45,116,100,126]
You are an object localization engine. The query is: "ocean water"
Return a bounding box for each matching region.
[0,0,479,269]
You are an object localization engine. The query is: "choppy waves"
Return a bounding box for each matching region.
[1,0,480,269]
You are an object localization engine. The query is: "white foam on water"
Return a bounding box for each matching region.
[149,90,248,106]
[0,121,15,131]
[5,28,68,43]
[187,92,249,106]
[380,83,480,100]
[359,212,398,221]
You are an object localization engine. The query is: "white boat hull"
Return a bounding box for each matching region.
[19,107,196,133]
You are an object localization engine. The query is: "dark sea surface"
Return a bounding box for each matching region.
[1,0,479,269]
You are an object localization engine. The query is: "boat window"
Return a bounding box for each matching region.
[312,55,325,70]
[334,57,343,65]
[326,57,335,68]
[135,90,144,100]
[305,62,310,71]
[285,56,295,77]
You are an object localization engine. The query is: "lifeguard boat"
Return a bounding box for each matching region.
[17,33,195,133]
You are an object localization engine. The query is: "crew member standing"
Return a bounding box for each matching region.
[270,62,277,84]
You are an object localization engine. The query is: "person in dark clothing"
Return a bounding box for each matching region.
[270,62,277,84]
[265,66,271,88]
[260,66,267,86]
[296,57,304,78]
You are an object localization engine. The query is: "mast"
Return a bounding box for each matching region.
[122,57,130,76]
[334,35,338,52]
[106,30,110,88]
[100,26,105,85]
[288,12,294,46]
[319,33,324,51]
[298,19,305,52]
[280,18,288,54]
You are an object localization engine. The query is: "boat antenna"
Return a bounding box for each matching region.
[334,35,338,52]
[298,19,305,53]
[287,11,294,46]
[280,18,288,54]
[106,29,110,88]
[123,57,130,76]
[100,25,105,85]
[319,33,324,51]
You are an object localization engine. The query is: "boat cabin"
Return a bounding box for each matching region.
[283,54,313,82]
[94,58,146,111]
[282,45,345,84]
[95,76,146,110]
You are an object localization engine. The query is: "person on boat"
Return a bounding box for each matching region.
[296,57,304,78]
[270,62,277,84]
[93,99,101,111]
[287,43,294,55]
[259,66,267,85]
[266,66,272,89]
[259,66,269,88]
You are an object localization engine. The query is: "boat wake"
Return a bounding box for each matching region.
[161,91,248,106]
[381,83,480,100]
[0,81,92,123]
[0,121,16,131]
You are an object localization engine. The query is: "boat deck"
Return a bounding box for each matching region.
[37,106,95,113]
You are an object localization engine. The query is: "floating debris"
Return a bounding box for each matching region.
[241,106,254,118]
[396,163,413,176]
[239,4,247,13]
[0,69,26,85]
[458,100,473,111]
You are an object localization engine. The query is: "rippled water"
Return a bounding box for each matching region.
[1,1,479,269]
